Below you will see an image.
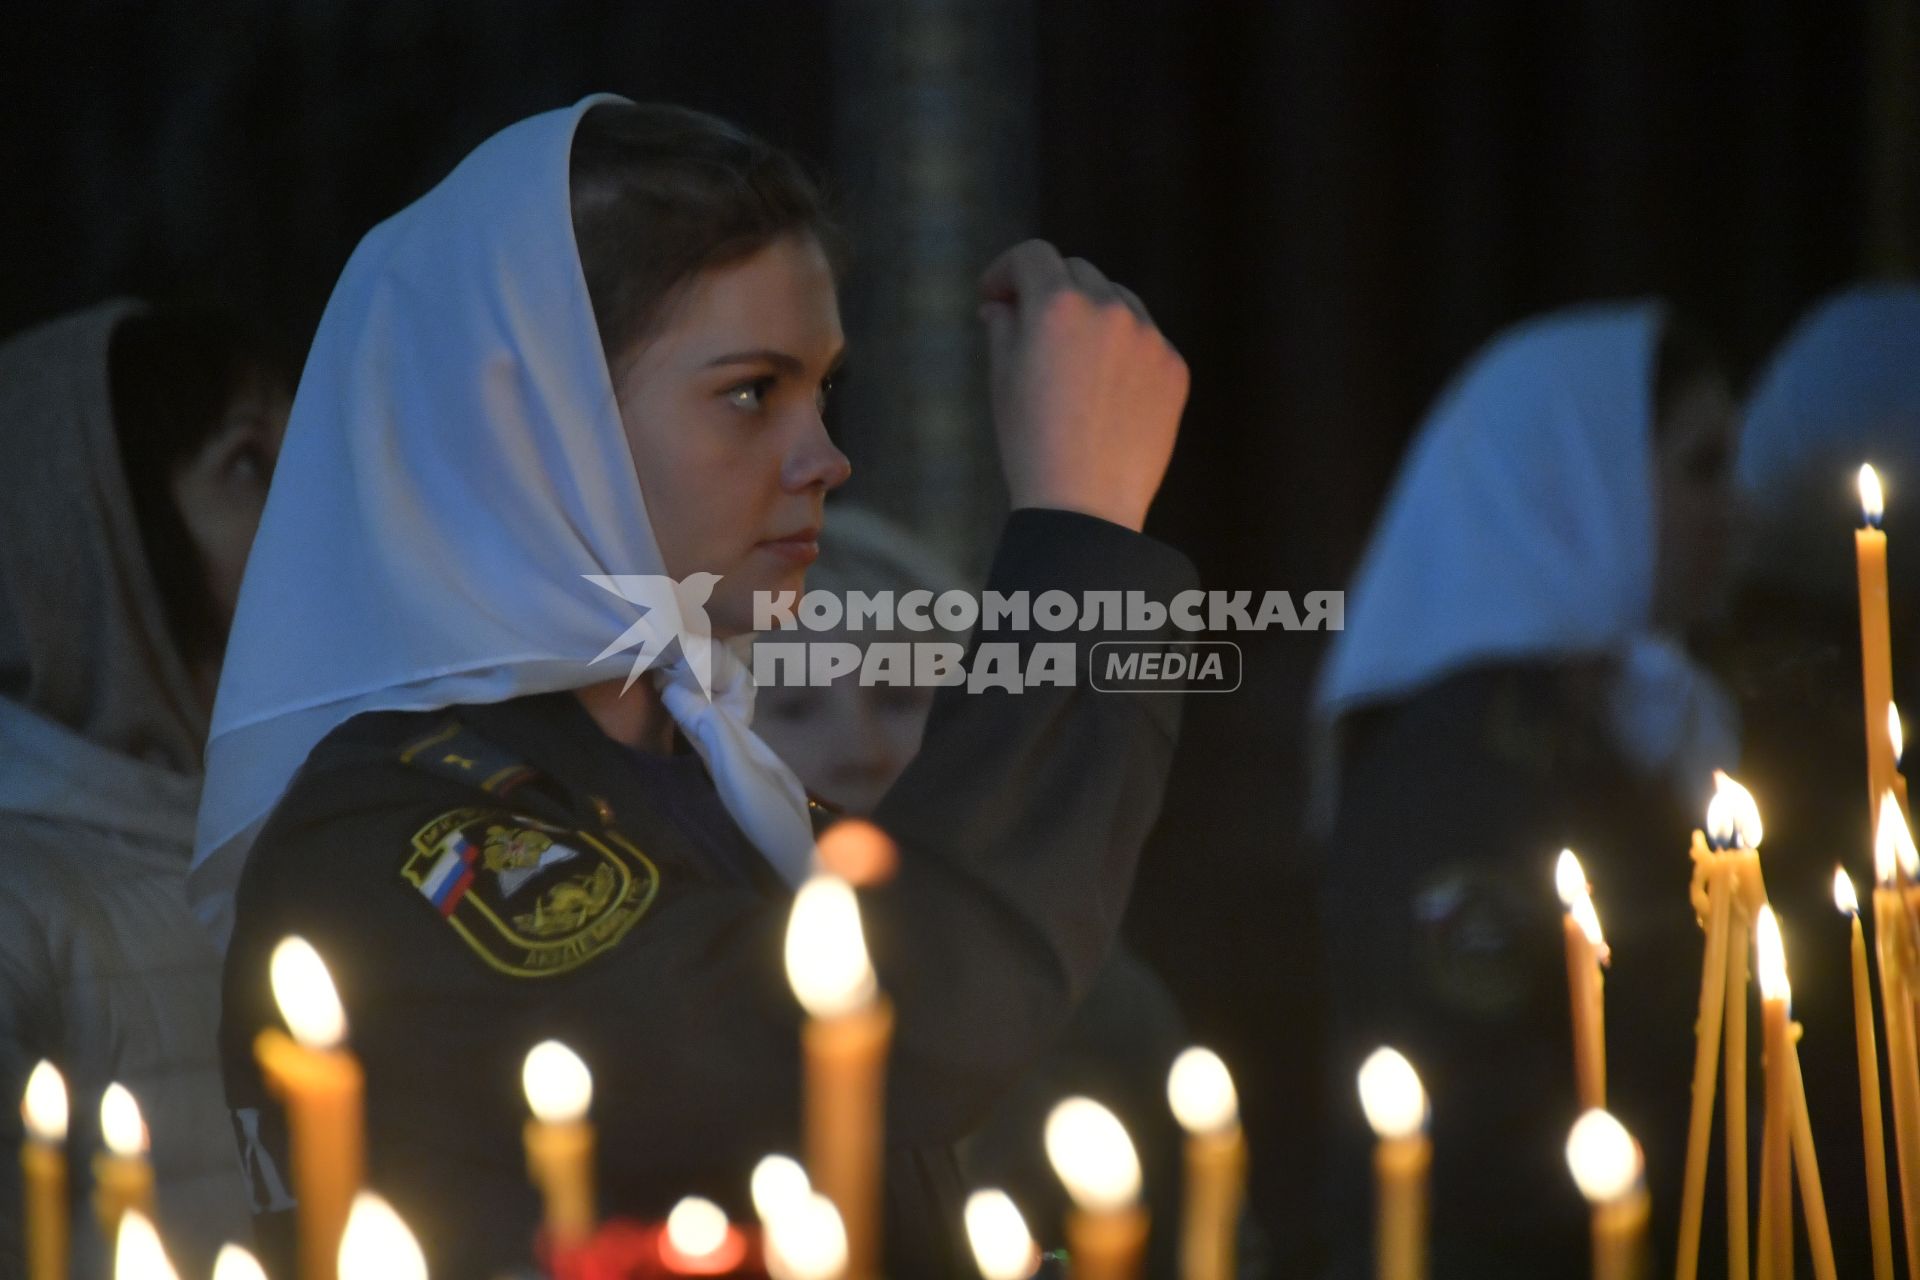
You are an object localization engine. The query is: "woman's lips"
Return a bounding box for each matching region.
[757,532,821,565]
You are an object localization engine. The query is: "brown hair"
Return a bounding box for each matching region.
[568,103,842,370]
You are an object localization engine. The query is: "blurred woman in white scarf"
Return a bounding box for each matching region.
[1311,303,1742,1277]
[0,301,288,1277]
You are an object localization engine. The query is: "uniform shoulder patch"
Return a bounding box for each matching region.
[400,807,660,978]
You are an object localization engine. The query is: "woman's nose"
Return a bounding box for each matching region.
[783,413,852,492]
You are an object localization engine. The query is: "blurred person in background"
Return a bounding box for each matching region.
[1311,303,1742,1277]
[1713,281,1920,1274]
[0,301,289,1276]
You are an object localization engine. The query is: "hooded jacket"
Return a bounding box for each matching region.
[0,301,251,1277]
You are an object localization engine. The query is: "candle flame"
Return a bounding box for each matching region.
[1877,792,1920,885]
[666,1196,731,1260]
[22,1059,67,1143]
[1571,891,1608,957]
[211,1244,268,1280]
[1706,771,1764,850]
[1756,904,1791,1007]
[1894,704,1907,767]
[269,936,347,1049]
[1044,1096,1143,1212]
[750,1154,811,1225]
[1356,1046,1427,1141]
[1862,464,1886,526]
[1565,1109,1643,1204]
[763,1192,848,1280]
[337,1192,426,1280]
[100,1082,147,1157]
[521,1040,592,1124]
[1554,849,1586,909]
[784,873,877,1019]
[815,818,899,886]
[114,1210,179,1280]
[1167,1045,1240,1136]
[964,1189,1038,1280]
[1835,865,1861,916]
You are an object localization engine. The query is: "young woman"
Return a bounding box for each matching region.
[1311,304,1742,1277]
[0,301,288,1277]
[200,99,1192,1275]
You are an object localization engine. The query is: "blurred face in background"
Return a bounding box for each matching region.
[171,371,291,629]
[1651,367,1742,632]
[752,625,939,814]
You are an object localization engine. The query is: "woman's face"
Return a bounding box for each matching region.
[1651,370,1742,631]
[168,373,291,630]
[612,233,851,637]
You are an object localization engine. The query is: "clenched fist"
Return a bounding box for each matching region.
[978,240,1189,533]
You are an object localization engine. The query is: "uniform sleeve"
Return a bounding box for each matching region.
[221,508,1195,1264]
[867,507,1197,1141]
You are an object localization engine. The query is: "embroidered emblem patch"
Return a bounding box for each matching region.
[401,807,659,978]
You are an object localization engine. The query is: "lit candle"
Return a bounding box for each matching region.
[1357,1048,1428,1280]
[1757,906,1793,1280]
[1167,1046,1245,1280]
[659,1195,751,1275]
[1785,1021,1839,1280]
[1859,463,1896,819]
[20,1060,67,1280]
[1678,830,1734,1280]
[752,1154,813,1227]
[763,1191,848,1280]
[212,1243,270,1280]
[93,1083,154,1243]
[254,935,363,1280]
[964,1189,1039,1280]
[113,1208,179,1280]
[1836,867,1896,1280]
[816,819,899,887]
[1566,1109,1649,1280]
[1716,772,1765,1280]
[336,1191,426,1280]
[1556,849,1609,1111]
[1045,1096,1148,1280]
[786,873,892,1280]
[1874,793,1920,1280]
[521,1039,595,1249]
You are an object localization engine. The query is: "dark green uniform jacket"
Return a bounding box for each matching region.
[219,509,1195,1276]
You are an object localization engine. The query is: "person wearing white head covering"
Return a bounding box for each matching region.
[1313,302,1740,813]
[0,301,288,1278]
[211,98,1194,1276]
[1715,285,1920,1275]
[1312,304,1742,1277]
[1737,282,1920,608]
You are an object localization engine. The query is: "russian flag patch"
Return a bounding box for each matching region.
[417,830,479,916]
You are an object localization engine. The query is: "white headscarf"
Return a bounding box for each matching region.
[189,97,817,946]
[1738,282,1920,599]
[1741,283,1920,493]
[1311,302,1737,819]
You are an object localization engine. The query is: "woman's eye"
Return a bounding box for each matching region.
[727,377,776,411]
[224,443,270,487]
[815,374,836,415]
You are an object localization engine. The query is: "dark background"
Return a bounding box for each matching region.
[3,0,1907,1267]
